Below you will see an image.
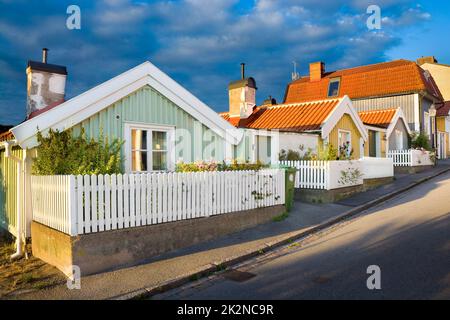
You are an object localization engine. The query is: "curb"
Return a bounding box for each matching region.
[114,166,450,300]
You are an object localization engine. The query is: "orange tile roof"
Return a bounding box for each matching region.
[220,98,340,132]
[358,109,397,129]
[0,131,14,142]
[284,60,443,104]
[436,101,450,117]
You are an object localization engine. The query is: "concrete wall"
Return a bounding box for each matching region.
[278,132,318,157]
[31,204,285,277]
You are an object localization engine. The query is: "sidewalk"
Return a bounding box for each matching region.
[10,161,450,300]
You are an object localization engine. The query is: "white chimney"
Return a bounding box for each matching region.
[26,48,67,118]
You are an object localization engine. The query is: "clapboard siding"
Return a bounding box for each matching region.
[0,147,22,235]
[71,85,226,166]
[353,94,416,130]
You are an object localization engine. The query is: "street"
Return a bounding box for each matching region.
[156,172,450,300]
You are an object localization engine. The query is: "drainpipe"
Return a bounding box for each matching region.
[3,140,24,260]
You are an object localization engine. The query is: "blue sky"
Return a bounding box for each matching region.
[0,0,449,125]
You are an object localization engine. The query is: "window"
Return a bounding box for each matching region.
[126,124,174,172]
[328,78,341,97]
[338,129,352,157]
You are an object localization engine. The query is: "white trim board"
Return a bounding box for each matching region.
[12,61,243,149]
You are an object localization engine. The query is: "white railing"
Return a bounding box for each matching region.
[31,169,285,236]
[31,176,77,235]
[279,161,328,189]
[388,149,435,167]
[387,150,412,166]
[278,160,364,190]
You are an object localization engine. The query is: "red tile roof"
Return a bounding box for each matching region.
[284,60,443,104]
[358,109,397,129]
[220,98,340,132]
[436,101,450,117]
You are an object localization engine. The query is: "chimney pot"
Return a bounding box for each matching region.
[241,63,245,80]
[42,48,49,64]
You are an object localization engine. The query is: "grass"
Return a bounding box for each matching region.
[0,231,66,298]
[272,211,289,222]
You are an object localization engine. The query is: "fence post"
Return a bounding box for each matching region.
[68,175,78,236]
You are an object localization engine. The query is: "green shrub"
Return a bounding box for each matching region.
[176,159,267,172]
[32,128,124,175]
[314,144,339,161]
[410,131,431,151]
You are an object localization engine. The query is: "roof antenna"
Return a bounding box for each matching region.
[291,61,300,81]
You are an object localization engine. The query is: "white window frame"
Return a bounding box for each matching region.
[124,122,175,173]
[338,129,352,157]
[327,77,341,97]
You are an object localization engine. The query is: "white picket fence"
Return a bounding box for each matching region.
[30,169,285,236]
[279,161,328,189]
[387,150,412,166]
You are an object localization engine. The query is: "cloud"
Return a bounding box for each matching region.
[0,0,433,124]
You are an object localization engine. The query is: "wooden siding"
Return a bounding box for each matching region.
[353,94,416,131]
[388,119,409,151]
[72,85,226,168]
[326,114,363,159]
[0,147,23,234]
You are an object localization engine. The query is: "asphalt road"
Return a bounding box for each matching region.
[157,172,450,300]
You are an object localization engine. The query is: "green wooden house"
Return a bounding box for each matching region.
[0,58,243,242]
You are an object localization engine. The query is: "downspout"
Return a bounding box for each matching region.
[3,140,24,260]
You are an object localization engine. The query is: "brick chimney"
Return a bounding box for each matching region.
[26,48,67,119]
[310,61,325,82]
[417,56,438,66]
[228,63,257,119]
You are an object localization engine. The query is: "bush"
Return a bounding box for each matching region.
[314,144,339,161]
[410,131,431,151]
[32,128,124,175]
[176,160,267,172]
[279,146,316,161]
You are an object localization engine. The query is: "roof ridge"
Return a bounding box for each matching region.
[291,59,413,83]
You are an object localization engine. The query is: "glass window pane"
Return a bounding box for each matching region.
[131,129,147,150]
[152,131,167,151]
[328,79,340,97]
[132,151,148,172]
[152,152,167,171]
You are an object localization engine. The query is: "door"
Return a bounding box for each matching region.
[256,135,272,164]
[369,130,377,157]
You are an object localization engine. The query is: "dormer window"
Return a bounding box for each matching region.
[328,78,341,97]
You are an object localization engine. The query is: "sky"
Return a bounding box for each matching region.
[0,0,449,125]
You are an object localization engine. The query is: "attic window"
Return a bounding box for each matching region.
[328,78,341,97]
